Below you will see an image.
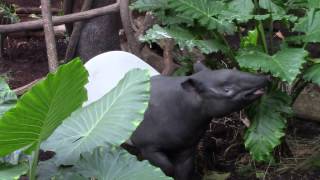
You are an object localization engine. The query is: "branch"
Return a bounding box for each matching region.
[15,7,61,14]
[162,39,176,75]
[41,0,59,72]
[0,1,120,33]
[63,0,75,35]
[120,0,142,57]
[13,78,43,95]
[65,0,93,61]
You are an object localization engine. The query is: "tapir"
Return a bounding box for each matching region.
[83,51,268,180]
[121,63,269,180]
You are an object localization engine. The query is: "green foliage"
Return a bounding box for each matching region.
[308,0,320,8]
[0,163,28,180]
[244,90,292,162]
[236,48,308,84]
[74,147,169,180]
[131,0,320,163]
[131,0,168,11]
[293,9,320,43]
[141,25,227,54]
[132,0,320,163]
[240,29,259,48]
[0,78,17,118]
[168,0,235,34]
[303,63,320,85]
[0,80,24,166]
[0,2,19,23]
[173,56,194,76]
[0,59,88,156]
[42,69,150,165]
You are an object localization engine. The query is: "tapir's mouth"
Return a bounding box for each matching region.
[244,88,265,99]
[253,88,265,96]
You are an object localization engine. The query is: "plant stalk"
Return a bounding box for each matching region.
[258,21,268,54]
[29,143,40,180]
[253,0,268,54]
[291,80,308,104]
[213,31,238,68]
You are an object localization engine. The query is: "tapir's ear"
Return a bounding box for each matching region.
[193,61,209,73]
[181,78,205,94]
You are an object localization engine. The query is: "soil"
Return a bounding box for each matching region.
[198,115,320,179]
[4,0,63,9]
[0,37,67,89]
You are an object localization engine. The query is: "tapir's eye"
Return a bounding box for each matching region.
[224,87,231,93]
[224,87,234,95]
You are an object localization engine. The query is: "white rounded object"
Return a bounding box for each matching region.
[84,51,160,106]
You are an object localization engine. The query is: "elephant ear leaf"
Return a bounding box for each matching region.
[42,69,151,165]
[0,78,17,117]
[0,163,29,180]
[74,147,171,180]
[0,59,88,156]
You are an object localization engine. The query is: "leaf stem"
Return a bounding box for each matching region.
[29,143,40,180]
[258,21,268,54]
[253,0,268,54]
[268,0,273,54]
[291,80,308,104]
[213,31,238,68]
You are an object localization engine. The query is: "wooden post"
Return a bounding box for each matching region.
[41,0,59,72]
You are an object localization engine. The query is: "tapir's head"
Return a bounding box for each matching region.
[181,62,269,118]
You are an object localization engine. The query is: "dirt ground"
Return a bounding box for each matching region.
[4,0,63,9]
[0,37,67,89]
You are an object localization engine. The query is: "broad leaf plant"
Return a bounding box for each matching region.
[132,0,320,162]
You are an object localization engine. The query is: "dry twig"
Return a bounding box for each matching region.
[65,0,93,61]
[120,0,142,57]
[41,0,59,72]
[63,0,75,34]
[0,2,120,33]
[162,39,176,75]
[13,78,43,95]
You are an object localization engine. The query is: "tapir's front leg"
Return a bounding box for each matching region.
[141,148,175,177]
[173,148,202,180]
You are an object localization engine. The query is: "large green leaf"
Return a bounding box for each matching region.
[0,78,17,117]
[168,0,235,34]
[0,59,88,156]
[0,79,23,165]
[236,48,308,84]
[228,0,254,16]
[244,91,292,162]
[303,63,320,85]
[0,163,28,180]
[42,69,150,165]
[141,25,227,54]
[74,147,170,180]
[259,0,297,21]
[259,0,286,15]
[292,9,320,43]
[308,0,320,8]
[37,159,81,180]
[131,0,168,12]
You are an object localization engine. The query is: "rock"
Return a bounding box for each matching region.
[293,85,320,122]
[76,0,122,62]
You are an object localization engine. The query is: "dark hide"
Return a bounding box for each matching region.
[122,63,269,180]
